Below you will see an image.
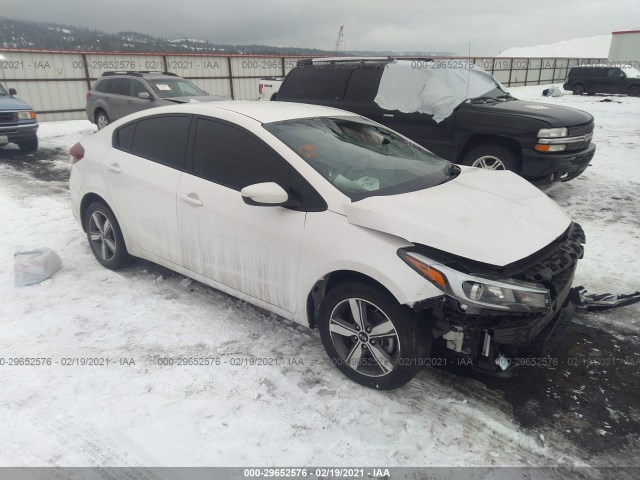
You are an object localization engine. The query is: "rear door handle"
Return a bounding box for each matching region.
[383,113,394,118]
[106,163,121,173]
[181,193,203,207]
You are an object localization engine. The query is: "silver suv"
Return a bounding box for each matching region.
[86,71,226,129]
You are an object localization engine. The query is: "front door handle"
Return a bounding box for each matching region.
[383,113,394,118]
[181,193,203,207]
[106,163,121,173]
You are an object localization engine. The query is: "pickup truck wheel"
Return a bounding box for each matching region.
[85,202,133,270]
[628,85,640,97]
[17,136,38,152]
[318,283,425,390]
[572,84,585,95]
[463,144,519,173]
[95,110,110,130]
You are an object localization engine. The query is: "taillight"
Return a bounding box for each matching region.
[86,92,92,99]
[258,83,263,95]
[70,142,85,164]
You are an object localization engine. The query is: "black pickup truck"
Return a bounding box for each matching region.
[276,58,596,185]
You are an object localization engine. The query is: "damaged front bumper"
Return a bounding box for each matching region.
[409,223,586,376]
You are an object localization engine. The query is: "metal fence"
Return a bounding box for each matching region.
[0,49,606,122]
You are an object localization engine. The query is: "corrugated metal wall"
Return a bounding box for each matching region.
[0,49,606,122]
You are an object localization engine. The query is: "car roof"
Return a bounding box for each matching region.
[185,100,360,123]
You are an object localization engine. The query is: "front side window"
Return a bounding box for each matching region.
[193,119,289,190]
[148,79,205,98]
[107,78,131,96]
[131,80,150,97]
[264,116,455,201]
[130,115,190,169]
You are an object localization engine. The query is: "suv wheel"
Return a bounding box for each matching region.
[84,202,133,270]
[572,84,585,95]
[95,110,110,130]
[318,282,426,390]
[17,136,38,152]
[628,85,640,97]
[462,144,520,173]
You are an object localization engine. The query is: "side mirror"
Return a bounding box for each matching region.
[204,91,210,95]
[241,182,290,206]
[138,91,152,100]
[9,88,17,96]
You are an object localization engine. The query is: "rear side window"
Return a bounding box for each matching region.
[94,80,109,93]
[280,66,352,100]
[193,118,289,190]
[130,115,191,169]
[115,123,136,151]
[344,68,384,101]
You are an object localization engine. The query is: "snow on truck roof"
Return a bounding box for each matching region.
[183,100,360,124]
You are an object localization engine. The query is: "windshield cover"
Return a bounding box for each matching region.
[265,116,455,200]
[148,79,205,98]
[622,67,640,79]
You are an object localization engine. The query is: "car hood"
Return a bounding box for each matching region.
[471,99,593,127]
[0,96,33,110]
[163,95,228,104]
[344,168,571,267]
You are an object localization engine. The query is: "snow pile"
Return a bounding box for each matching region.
[498,35,611,58]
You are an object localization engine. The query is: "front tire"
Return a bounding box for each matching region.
[318,283,425,390]
[17,136,38,152]
[95,110,110,130]
[462,143,520,173]
[84,202,133,270]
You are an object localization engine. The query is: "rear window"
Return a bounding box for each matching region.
[280,66,352,100]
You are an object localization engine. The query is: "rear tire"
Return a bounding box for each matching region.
[318,282,426,390]
[95,110,110,130]
[462,143,520,173]
[572,84,585,95]
[17,136,38,152]
[628,85,640,97]
[84,202,133,270]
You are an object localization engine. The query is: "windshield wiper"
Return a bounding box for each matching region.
[436,164,460,186]
[469,96,500,104]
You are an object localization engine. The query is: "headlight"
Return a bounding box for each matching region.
[538,127,567,138]
[17,111,36,120]
[398,250,550,313]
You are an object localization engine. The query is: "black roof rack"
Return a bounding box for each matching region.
[101,71,178,77]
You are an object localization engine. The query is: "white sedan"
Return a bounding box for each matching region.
[69,101,584,389]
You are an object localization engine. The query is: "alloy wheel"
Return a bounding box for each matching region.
[89,211,117,261]
[471,155,506,170]
[328,298,401,377]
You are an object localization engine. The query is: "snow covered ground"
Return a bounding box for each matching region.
[0,89,639,469]
[498,35,611,58]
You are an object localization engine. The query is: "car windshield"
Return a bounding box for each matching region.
[0,84,7,95]
[148,79,206,98]
[265,116,456,200]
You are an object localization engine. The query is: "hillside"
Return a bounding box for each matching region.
[498,34,611,58]
[0,17,334,55]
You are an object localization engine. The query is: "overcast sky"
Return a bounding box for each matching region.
[1,0,638,55]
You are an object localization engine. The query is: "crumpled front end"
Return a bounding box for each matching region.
[400,222,586,376]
